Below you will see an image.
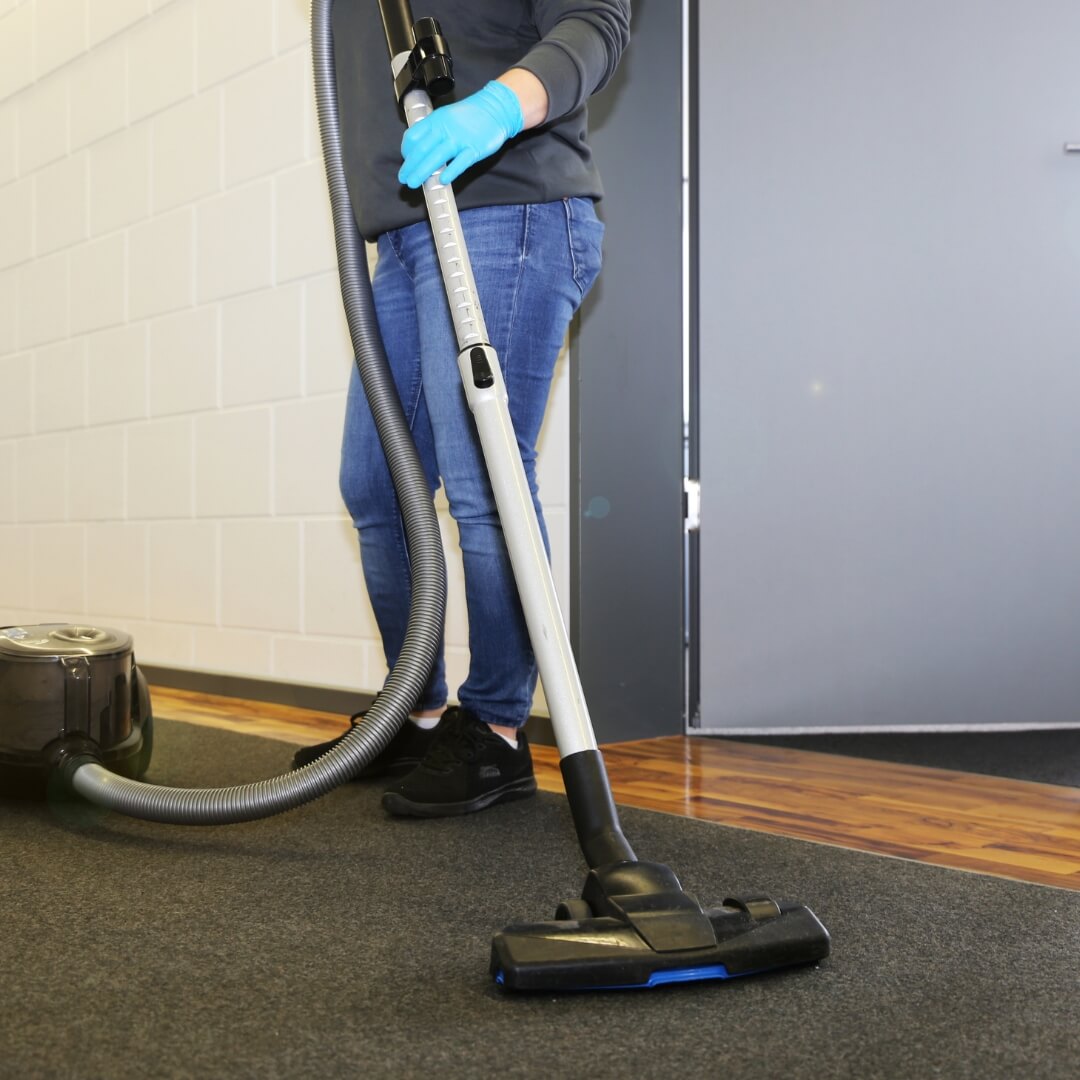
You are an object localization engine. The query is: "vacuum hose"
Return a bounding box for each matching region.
[66,0,447,824]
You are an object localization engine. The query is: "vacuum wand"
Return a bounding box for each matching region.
[377,4,830,992]
[406,99,603,758]
[382,6,637,867]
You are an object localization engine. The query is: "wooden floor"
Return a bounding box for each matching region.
[152,685,1080,893]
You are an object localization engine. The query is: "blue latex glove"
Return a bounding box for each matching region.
[398,80,525,189]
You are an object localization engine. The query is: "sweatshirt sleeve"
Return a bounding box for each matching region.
[515,1,631,123]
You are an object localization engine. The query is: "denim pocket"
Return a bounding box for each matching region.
[564,196,605,300]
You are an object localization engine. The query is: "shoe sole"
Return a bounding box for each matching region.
[381,777,538,818]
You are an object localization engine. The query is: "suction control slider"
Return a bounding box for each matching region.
[467,344,496,389]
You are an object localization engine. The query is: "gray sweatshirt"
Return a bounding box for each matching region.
[331,1,631,240]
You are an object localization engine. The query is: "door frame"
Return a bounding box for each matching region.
[570,0,690,743]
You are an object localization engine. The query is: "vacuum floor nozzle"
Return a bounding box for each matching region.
[490,858,830,992]
[492,898,830,992]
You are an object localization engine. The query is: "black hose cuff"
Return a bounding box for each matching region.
[559,750,636,868]
[49,735,102,791]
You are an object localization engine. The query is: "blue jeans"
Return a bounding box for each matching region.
[340,198,604,728]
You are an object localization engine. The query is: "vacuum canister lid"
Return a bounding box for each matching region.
[0,624,133,659]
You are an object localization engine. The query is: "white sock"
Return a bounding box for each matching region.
[493,729,518,748]
[409,714,441,730]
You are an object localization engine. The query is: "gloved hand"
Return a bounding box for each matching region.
[398,80,525,189]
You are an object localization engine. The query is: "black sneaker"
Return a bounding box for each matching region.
[291,708,437,779]
[381,706,537,818]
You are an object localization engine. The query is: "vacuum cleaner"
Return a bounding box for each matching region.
[0,625,153,799]
[0,0,829,992]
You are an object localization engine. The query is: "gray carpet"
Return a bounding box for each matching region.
[1,720,1076,1080]
[725,729,1080,787]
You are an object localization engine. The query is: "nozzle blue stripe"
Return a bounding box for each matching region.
[644,963,731,987]
[494,964,745,991]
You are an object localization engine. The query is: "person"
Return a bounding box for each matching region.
[294,1,631,817]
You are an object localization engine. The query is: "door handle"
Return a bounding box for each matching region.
[1065,144,1080,153]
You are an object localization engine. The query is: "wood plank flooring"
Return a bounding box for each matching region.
[151,685,1080,892]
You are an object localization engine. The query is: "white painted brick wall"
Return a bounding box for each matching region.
[35,152,88,256]
[221,518,301,632]
[153,93,222,213]
[148,307,218,416]
[276,161,337,282]
[86,522,147,618]
[129,208,195,319]
[90,126,152,235]
[0,178,33,271]
[0,526,33,608]
[194,407,272,517]
[89,0,147,50]
[149,519,217,625]
[196,181,273,302]
[34,339,85,432]
[0,269,17,355]
[18,252,69,348]
[0,103,17,184]
[86,324,147,426]
[34,0,87,79]
[0,442,14,522]
[70,39,129,150]
[0,0,573,713]
[20,78,68,174]
[0,4,34,103]
[0,350,34,438]
[196,0,274,90]
[220,284,302,404]
[70,234,126,336]
[127,417,193,519]
[17,433,67,522]
[68,426,126,522]
[274,395,345,514]
[224,54,307,185]
[128,5,195,124]
[32,523,84,612]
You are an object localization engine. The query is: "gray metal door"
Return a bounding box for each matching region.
[695,1,1080,732]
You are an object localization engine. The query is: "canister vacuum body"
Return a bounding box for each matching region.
[0,624,153,798]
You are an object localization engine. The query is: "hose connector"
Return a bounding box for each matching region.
[48,734,103,791]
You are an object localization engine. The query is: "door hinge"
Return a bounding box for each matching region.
[683,478,700,531]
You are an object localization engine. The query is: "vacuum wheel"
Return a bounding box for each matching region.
[554,899,593,922]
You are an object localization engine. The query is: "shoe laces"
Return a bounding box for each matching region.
[422,708,489,771]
